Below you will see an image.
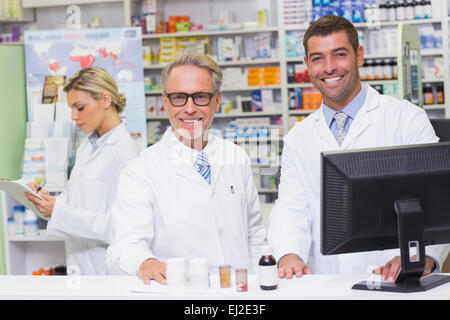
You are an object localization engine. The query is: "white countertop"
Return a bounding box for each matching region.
[0,274,449,300]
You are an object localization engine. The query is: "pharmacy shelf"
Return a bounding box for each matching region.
[222,85,281,92]
[145,90,162,95]
[286,57,304,63]
[423,78,445,83]
[423,104,446,110]
[217,59,280,67]
[0,18,29,23]
[144,58,280,70]
[287,79,398,89]
[1,192,66,275]
[0,42,24,46]
[142,26,278,40]
[7,234,65,242]
[283,18,443,32]
[234,136,282,143]
[147,111,283,121]
[145,85,282,95]
[21,0,123,7]
[285,49,442,63]
[421,49,444,56]
[257,188,278,193]
[251,163,280,168]
[354,18,444,28]
[289,109,317,116]
[287,82,312,88]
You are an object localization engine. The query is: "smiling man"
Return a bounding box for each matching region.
[161,57,221,150]
[106,54,266,284]
[267,15,449,282]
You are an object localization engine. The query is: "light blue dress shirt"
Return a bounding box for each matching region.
[322,84,368,137]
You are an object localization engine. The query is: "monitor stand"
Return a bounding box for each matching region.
[352,198,450,293]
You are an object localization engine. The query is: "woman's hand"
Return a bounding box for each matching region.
[25,182,55,218]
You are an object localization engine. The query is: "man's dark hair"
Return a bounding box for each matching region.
[303,15,359,56]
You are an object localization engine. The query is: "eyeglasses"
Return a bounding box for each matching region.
[165,92,216,107]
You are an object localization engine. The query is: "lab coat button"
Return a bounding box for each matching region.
[217,228,223,236]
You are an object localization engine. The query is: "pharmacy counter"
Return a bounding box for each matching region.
[0,274,449,300]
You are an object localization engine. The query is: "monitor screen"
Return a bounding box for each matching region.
[430,119,450,142]
[321,142,450,292]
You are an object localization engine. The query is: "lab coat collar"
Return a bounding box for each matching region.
[79,122,129,166]
[102,122,128,145]
[311,84,380,149]
[160,128,222,191]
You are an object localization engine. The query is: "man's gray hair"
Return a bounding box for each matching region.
[161,54,223,92]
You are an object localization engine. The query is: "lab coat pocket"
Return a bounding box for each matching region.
[222,192,247,240]
[78,177,111,213]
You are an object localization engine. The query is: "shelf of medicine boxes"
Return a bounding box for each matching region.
[285,49,444,64]
[144,58,281,70]
[284,17,447,107]
[141,26,279,40]
[283,17,443,32]
[286,54,445,110]
[142,28,282,98]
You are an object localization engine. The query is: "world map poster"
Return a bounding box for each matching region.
[24,27,147,146]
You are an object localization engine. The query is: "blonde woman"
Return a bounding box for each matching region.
[26,67,138,275]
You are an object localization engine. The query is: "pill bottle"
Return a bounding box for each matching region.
[373,59,383,80]
[380,1,388,21]
[414,0,424,19]
[219,264,231,288]
[13,205,25,236]
[396,0,406,20]
[258,245,278,290]
[388,0,397,21]
[383,59,393,79]
[405,0,415,20]
[7,216,16,236]
[24,210,39,236]
[423,0,432,19]
[391,59,398,79]
[235,268,248,292]
[423,83,434,105]
[436,84,444,104]
[365,59,374,80]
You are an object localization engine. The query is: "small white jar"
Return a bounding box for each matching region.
[188,258,210,289]
[166,258,187,288]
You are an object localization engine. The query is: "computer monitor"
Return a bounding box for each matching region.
[321,142,450,293]
[430,119,450,142]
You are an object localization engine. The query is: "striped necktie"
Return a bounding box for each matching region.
[195,152,211,185]
[334,112,349,146]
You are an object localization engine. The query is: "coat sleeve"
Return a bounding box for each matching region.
[46,140,137,245]
[106,158,156,276]
[47,194,114,243]
[399,101,439,144]
[267,134,313,263]
[426,244,450,272]
[243,154,267,267]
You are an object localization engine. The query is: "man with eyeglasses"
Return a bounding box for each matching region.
[107,54,267,284]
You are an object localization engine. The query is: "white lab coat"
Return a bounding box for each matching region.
[107,128,267,275]
[268,85,449,274]
[46,123,138,275]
